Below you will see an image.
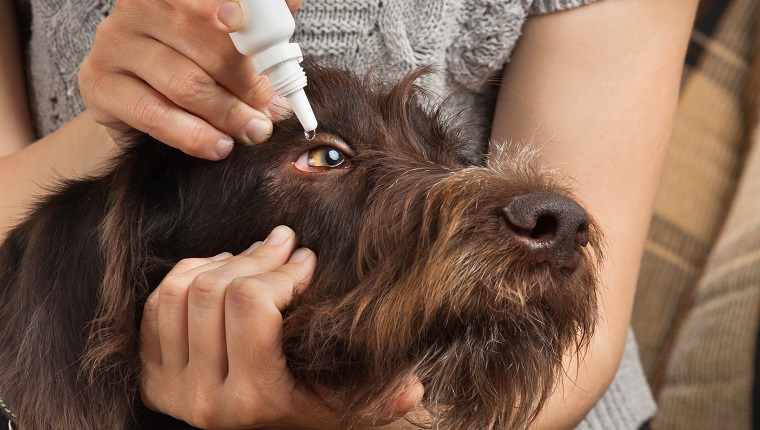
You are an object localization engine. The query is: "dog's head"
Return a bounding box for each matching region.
[103,60,601,429]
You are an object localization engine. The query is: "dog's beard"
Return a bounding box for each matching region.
[281,144,601,429]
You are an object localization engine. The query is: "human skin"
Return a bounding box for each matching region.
[491,0,698,427]
[0,0,698,428]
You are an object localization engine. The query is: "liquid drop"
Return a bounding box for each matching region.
[304,129,316,140]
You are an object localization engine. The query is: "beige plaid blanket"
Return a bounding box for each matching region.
[631,0,760,428]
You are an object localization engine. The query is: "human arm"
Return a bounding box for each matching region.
[490,0,698,427]
[0,1,115,238]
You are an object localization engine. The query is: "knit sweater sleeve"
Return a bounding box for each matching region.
[577,329,657,429]
[530,0,600,14]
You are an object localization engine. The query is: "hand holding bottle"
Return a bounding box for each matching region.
[78,0,302,160]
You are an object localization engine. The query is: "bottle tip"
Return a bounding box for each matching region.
[286,89,318,135]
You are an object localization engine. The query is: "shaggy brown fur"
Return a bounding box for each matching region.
[0,61,600,430]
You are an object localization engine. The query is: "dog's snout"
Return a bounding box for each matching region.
[502,192,590,271]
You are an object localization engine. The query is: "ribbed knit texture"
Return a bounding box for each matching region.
[577,330,656,430]
[13,1,656,428]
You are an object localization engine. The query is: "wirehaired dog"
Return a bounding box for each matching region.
[0,61,600,430]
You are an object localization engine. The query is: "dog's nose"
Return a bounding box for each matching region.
[502,192,590,271]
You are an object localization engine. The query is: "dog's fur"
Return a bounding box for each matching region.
[0,61,600,430]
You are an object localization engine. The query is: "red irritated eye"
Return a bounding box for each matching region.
[293,146,350,172]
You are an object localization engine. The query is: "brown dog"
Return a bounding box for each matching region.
[0,61,600,430]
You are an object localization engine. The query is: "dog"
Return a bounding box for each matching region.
[0,60,600,430]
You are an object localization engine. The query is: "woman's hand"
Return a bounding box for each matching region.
[79,0,302,160]
[139,226,423,429]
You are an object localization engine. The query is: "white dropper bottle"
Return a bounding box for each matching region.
[229,0,318,137]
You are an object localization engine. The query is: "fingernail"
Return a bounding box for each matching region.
[217,1,245,31]
[265,225,292,246]
[244,116,273,144]
[289,248,311,263]
[215,138,234,158]
[267,95,293,121]
[243,241,264,255]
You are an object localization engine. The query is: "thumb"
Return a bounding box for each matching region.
[217,0,303,32]
[217,0,246,32]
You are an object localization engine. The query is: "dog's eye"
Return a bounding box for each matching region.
[294,146,349,172]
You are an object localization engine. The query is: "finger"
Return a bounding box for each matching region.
[164,0,231,30]
[171,253,234,276]
[186,226,297,376]
[139,288,163,365]
[222,248,316,424]
[82,71,235,160]
[124,37,273,145]
[342,376,424,427]
[216,0,302,31]
[269,247,317,310]
[225,248,316,363]
[135,17,278,122]
[183,227,296,284]
[147,252,233,368]
[185,270,230,382]
[375,377,425,424]
[285,0,302,14]
[216,0,246,31]
[155,270,192,370]
[91,2,277,142]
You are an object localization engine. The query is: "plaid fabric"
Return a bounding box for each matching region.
[632,0,756,390]
[655,89,760,429]
[631,0,760,428]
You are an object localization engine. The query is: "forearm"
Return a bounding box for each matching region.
[0,2,116,238]
[0,112,115,239]
[0,0,35,154]
[490,0,698,427]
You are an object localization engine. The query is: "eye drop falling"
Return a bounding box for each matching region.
[229,0,318,136]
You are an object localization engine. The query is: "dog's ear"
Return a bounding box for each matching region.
[81,137,183,411]
[80,166,148,402]
[0,169,150,428]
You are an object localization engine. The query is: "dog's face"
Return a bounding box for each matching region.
[120,62,599,429]
[0,61,598,430]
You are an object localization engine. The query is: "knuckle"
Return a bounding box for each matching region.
[143,290,161,313]
[112,0,140,14]
[189,272,227,304]
[174,257,204,272]
[178,121,211,156]
[77,70,117,127]
[227,277,267,306]
[186,390,220,428]
[139,383,164,414]
[77,58,98,99]
[242,77,275,109]
[172,67,215,106]
[158,276,190,302]
[136,94,171,131]
[92,15,120,44]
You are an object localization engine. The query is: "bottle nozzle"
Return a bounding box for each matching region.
[229,0,318,135]
[286,89,318,135]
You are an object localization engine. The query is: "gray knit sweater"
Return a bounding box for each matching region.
[12,0,656,428]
